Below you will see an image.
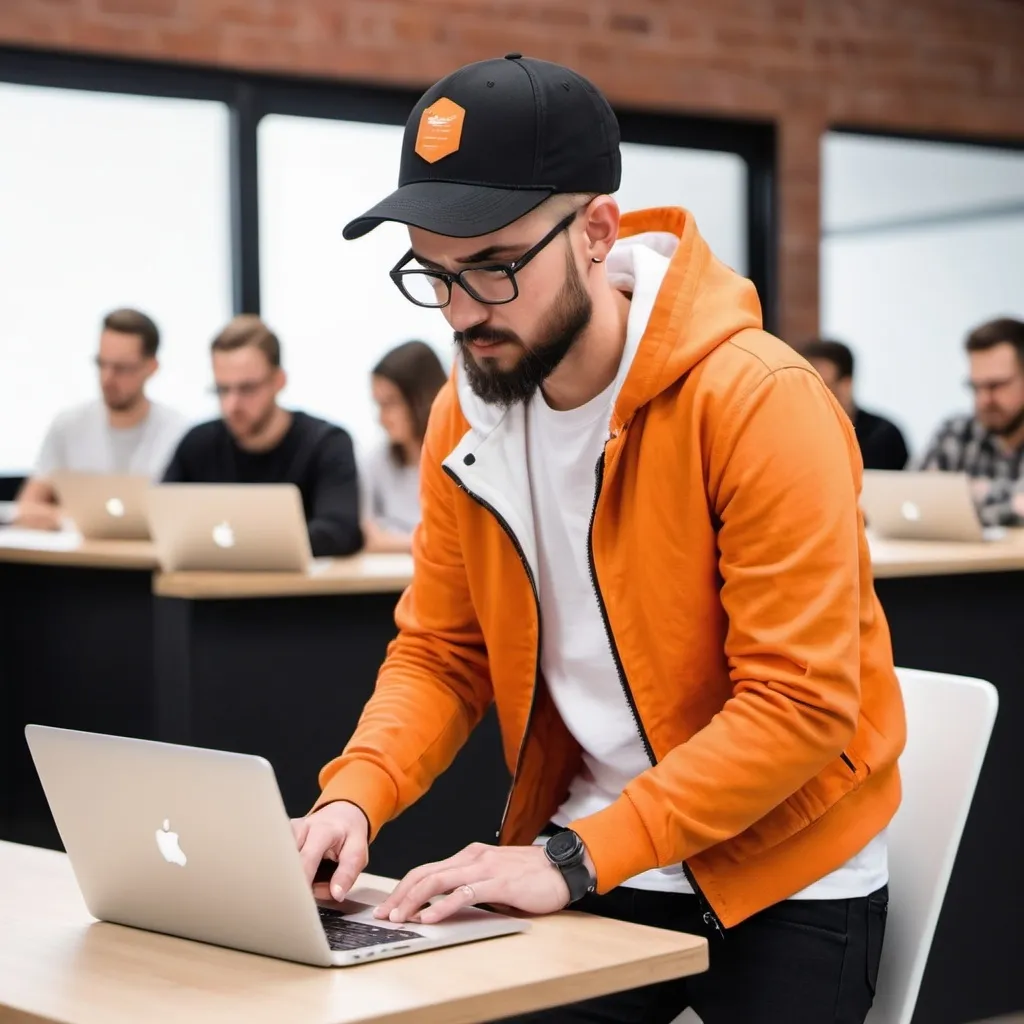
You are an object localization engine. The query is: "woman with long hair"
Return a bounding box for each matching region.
[361,340,448,552]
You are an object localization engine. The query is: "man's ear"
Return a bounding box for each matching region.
[581,195,620,264]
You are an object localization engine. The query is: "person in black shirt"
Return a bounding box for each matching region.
[799,338,910,471]
[163,315,362,557]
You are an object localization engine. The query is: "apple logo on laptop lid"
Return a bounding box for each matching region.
[212,520,236,549]
[155,819,187,866]
[105,497,125,518]
[900,500,922,522]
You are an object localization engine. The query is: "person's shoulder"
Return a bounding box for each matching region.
[930,413,974,440]
[293,410,352,444]
[689,330,842,426]
[291,412,357,467]
[176,417,224,450]
[49,399,104,434]
[694,329,817,398]
[361,439,391,470]
[149,400,189,429]
[856,407,902,434]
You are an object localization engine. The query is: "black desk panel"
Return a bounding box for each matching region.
[0,559,154,847]
[877,570,1024,1024]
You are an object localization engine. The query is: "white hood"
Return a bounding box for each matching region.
[441,229,678,580]
[452,229,679,437]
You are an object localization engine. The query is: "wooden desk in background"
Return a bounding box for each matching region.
[0,841,708,1024]
[869,527,1024,578]
[4,531,1024,1024]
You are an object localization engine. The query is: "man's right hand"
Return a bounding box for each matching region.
[291,800,370,903]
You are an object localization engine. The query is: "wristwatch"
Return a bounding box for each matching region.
[544,829,595,904]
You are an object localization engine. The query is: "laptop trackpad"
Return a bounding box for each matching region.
[324,886,510,926]
[330,887,393,915]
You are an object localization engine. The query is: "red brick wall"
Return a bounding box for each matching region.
[3,0,1023,341]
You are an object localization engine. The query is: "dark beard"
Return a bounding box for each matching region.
[103,392,144,414]
[456,253,592,409]
[990,402,1024,439]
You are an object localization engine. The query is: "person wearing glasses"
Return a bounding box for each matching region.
[13,308,187,531]
[294,55,905,1023]
[161,314,362,557]
[916,316,1024,526]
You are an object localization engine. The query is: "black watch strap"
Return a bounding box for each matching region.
[544,829,595,904]
[559,859,594,903]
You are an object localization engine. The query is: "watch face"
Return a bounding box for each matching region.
[547,830,581,863]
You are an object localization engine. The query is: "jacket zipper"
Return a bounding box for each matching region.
[840,752,856,773]
[587,448,726,941]
[442,464,542,843]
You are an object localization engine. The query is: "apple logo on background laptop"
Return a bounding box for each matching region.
[900,500,922,522]
[212,520,235,549]
[105,497,125,518]
[155,819,187,866]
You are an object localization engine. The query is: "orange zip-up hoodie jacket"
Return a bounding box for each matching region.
[316,207,907,928]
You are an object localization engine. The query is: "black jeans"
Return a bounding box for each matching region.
[499,883,888,1024]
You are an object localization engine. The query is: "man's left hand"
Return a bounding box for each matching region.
[372,843,573,925]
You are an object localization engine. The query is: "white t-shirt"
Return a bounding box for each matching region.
[33,399,188,481]
[525,241,887,899]
[360,442,421,535]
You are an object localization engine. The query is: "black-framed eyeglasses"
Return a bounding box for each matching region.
[389,211,578,309]
[966,375,1022,395]
[208,374,274,399]
[94,355,146,375]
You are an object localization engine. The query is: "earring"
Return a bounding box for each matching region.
[591,256,603,263]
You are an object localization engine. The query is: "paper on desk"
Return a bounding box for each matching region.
[361,553,415,575]
[0,527,83,551]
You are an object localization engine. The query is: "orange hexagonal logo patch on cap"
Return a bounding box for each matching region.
[415,97,465,164]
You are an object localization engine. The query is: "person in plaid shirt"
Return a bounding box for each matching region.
[917,317,1024,526]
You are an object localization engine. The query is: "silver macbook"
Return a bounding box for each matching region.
[860,470,1005,542]
[50,471,152,540]
[146,483,313,571]
[24,725,528,967]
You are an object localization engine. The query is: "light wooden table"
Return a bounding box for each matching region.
[0,534,410,588]
[154,552,415,599]
[869,527,1024,578]
[0,535,157,570]
[0,841,707,1024]
[3,529,1024,586]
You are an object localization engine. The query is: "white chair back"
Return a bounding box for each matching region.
[867,667,997,1024]
[672,667,997,1024]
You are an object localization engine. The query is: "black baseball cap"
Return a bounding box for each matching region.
[342,54,621,241]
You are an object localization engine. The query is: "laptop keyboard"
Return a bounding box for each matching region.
[318,906,424,951]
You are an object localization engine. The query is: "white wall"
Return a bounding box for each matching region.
[0,82,232,475]
[821,133,1024,458]
[258,113,748,466]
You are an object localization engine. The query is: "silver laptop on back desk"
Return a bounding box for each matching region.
[860,469,1005,542]
[49,471,152,540]
[24,725,527,967]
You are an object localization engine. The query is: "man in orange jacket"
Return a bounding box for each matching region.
[294,53,906,1023]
